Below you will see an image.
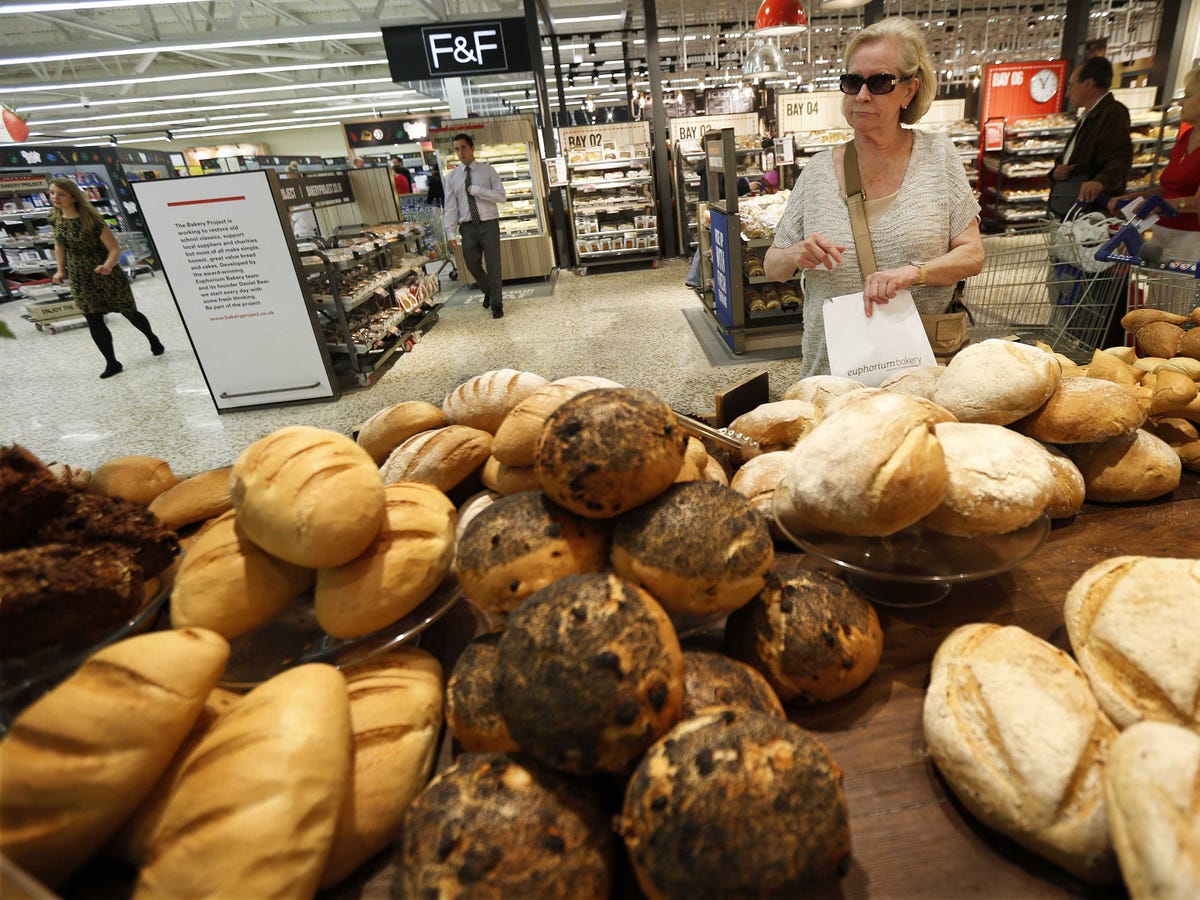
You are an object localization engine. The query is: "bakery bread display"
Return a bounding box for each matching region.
[923,623,1119,884]
[1016,377,1147,444]
[442,368,549,434]
[1038,443,1087,519]
[1063,429,1182,502]
[491,381,593,467]
[355,400,447,464]
[727,399,818,451]
[535,387,687,518]
[315,481,456,638]
[495,573,684,774]
[610,481,774,617]
[1104,721,1200,899]
[681,650,785,719]
[34,490,179,576]
[454,489,499,543]
[0,445,71,549]
[231,426,385,568]
[379,424,493,493]
[445,631,521,753]
[88,455,181,506]
[479,454,540,494]
[932,339,1061,425]
[146,466,234,531]
[397,753,613,898]
[782,374,867,409]
[1063,556,1200,732]
[728,450,791,534]
[725,569,883,702]
[880,365,944,399]
[621,709,851,898]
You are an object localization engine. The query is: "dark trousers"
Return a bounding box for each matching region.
[459,219,502,307]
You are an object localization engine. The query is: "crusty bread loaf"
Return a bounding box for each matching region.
[727,400,818,451]
[231,426,385,568]
[0,629,230,886]
[785,390,949,536]
[315,481,456,639]
[455,490,499,544]
[880,365,944,400]
[89,455,181,506]
[442,369,549,434]
[46,462,91,491]
[703,456,729,486]
[611,482,774,616]
[681,651,786,719]
[319,649,444,888]
[552,374,624,391]
[683,436,708,471]
[921,422,1055,537]
[1063,429,1182,503]
[133,664,352,900]
[1104,721,1200,900]
[379,425,492,493]
[1063,556,1200,732]
[170,509,314,639]
[729,450,791,534]
[923,623,1119,884]
[355,401,447,465]
[479,455,540,494]
[1087,348,1140,386]
[491,382,590,467]
[147,466,234,530]
[456,491,608,614]
[933,339,1061,425]
[821,386,957,424]
[445,631,520,752]
[1145,417,1199,447]
[1015,378,1146,444]
[782,374,866,409]
[1038,443,1086,519]
[621,710,851,898]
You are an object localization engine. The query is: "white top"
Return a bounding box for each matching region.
[443,160,506,235]
[772,129,980,377]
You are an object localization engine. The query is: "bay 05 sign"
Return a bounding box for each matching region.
[382,18,531,80]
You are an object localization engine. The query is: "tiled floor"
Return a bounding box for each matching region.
[1,260,807,474]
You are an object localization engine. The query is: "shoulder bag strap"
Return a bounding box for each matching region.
[842,140,878,277]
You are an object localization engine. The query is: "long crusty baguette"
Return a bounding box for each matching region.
[319,649,444,888]
[133,664,352,900]
[0,629,230,886]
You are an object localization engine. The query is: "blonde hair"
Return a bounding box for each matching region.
[47,178,106,233]
[844,17,936,125]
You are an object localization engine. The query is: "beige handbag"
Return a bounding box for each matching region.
[843,141,970,359]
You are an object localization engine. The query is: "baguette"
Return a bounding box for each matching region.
[0,629,230,886]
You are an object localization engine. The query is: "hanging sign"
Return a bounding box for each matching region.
[277,173,354,207]
[381,18,532,80]
[979,60,1069,128]
[776,91,844,135]
[558,121,650,154]
[669,112,758,145]
[703,87,755,115]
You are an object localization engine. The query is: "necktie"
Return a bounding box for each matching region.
[464,165,481,223]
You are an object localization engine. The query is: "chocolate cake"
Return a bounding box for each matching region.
[34,492,179,576]
[0,445,71,550]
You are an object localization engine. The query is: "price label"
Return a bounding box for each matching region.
[776,91,844,134]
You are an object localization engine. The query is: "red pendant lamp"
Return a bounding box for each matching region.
[754,0,807,35]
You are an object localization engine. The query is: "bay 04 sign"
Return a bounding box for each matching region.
[382,18,532,80]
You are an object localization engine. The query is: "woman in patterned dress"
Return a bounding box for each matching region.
[763,17,984,377]
[49,178,162,379]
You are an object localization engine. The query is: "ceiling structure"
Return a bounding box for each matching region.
[0,0,1165,147]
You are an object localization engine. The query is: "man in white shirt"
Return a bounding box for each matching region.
[444,133,507,318]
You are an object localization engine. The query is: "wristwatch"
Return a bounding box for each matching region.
[910,261,928,286]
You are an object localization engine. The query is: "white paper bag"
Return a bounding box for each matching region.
[822,289,935,387]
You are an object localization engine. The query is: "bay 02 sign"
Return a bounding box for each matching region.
[382,18,531,80]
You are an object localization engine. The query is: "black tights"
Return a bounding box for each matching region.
[84,311,159,364]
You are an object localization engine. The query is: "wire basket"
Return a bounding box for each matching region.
[1127,266,1200,321]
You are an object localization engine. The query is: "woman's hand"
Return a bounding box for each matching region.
[862,265,919,317]
[94,262,114,275]
[792,232,846,271]
[1108,193,1137,215]
[52,270,65,284]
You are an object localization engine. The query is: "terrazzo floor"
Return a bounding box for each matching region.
[1,259,807,474]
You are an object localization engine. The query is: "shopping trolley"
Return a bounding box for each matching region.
[966,213,1129,362]
[113,231,155,280]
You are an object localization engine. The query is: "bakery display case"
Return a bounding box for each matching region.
[1128,102,1181,193]
[559,121,659,272]
[669,112,761,255]
[979,112,1074,228]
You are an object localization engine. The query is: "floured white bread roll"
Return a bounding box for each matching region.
[921,423,1054,536]
[880,366,944,400]
[1015,378,1146,444]
[729,450,791,536]
[442,369,548,434]
[1037,444,1086,519]
[728,400,818,452]
[923,624,1119,884]
[785,391,949,536]
[822,386,957,424]
[1063,556,1200,732]
[1105,722,1200,900]
[933,339,1061,425]
[781,375,866,411]
[1063,430,1182,503]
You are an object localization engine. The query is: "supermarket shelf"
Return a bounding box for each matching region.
[1002,144,1065,156]
[569,157,652,171]
[578,247,659,260]
[571,176,653,190]
[572,202,656,214]
[1006,125,1074,138]
[747,307,803,323]
[746,274,799,285]
[576,226,659,236]
[745,237,774,248]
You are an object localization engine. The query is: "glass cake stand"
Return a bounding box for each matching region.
[218,574,463,689]
[771,480,1051,608]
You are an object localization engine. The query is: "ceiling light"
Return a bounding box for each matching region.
[742,42,788,80]
[552,14,624,25]
[819,0,871,8]
[755,0,808,35]
[0,0,203,12]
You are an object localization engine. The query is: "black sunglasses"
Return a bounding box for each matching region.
[839,72,914,95]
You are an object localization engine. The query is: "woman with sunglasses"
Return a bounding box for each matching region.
[764,17,984,377]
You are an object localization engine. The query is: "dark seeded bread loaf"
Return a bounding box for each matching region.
[445,632,521,753]
[681,651,785,720]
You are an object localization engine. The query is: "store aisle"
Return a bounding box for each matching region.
[0,260,805,474]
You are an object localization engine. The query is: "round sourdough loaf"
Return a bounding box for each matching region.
[611,482,774,616]
[1037,443,1086,519]
[445,632,520,753]
[479,455,540,494]
[725,568,883,702]
[729,450,791,536]
[1104,722,1200,900]
[379,424,492,493]
[491,382,590,467]
[1063,555,1200,732]
[727,399,818,451]
[1015,378,1145,443]
[621,710,851,899]
[921,422,1055,536]
[457,491,608,615]
[535,387,687,518]
[782,374,866,410]
[170,509,314,639]
[1063,429,1182,502]
[880,365,944,399]
[397,753,613,899]
[89,455,181,506]
[784,390,949,536]
[354,400,447,465]
[147,466,234,530]
[923,624,1119,884]
[231,426,385,568]
[932,339,1061,424]
[681,651,785,720]
[314,481,456,638]
[496,574,684,774]
[822,386,957,424]
[442,368,548,434]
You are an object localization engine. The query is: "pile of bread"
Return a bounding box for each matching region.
[924,555,1200,896]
